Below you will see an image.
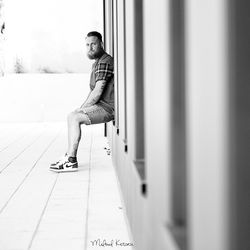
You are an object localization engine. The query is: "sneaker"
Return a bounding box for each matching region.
[50,154,67,167]
[50,155,78,173]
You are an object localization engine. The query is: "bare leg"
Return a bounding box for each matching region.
[67,111,90,157]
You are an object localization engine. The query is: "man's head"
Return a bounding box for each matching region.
[85,31,104,60]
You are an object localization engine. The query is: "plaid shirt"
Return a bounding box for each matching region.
[89,52,114,112]
[95,62,114,82]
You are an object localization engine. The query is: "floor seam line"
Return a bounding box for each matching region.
[0,124,38,154]
[0,125,48,174]
[27,173,60,250]
[0,128,62,215]
[84,128,93,250]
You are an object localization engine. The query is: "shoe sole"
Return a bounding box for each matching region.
[49,168,78,173]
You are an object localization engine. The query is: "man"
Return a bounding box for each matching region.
[50,31,114,172]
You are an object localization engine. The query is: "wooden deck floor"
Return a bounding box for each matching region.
[0,122,133,250]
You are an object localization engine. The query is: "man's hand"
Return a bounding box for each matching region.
[82,80,107,107]
[74,107,85,113]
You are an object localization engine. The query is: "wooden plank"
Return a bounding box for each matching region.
[0,123,48,172]
[0,123,132,250]
[29,125,93,250]
[86,126,134,250]
[0,123,64,250]
[0,123,62,213]
[0,123,38,151]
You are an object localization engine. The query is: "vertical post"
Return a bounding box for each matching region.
[228,1,250,249]
[186,0,230,249]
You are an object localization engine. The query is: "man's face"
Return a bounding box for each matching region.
[85,36,103,60]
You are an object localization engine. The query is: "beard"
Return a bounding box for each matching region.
[87,49,104,60]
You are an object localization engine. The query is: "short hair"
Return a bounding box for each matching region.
[86,31,102,42]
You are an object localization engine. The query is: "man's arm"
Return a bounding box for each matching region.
[81,80,106,108]
[80,90,92,108]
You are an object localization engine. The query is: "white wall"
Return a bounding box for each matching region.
[0,73,90,122]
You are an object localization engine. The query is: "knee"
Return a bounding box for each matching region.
[67,111,78,123]
[67,110,90,125]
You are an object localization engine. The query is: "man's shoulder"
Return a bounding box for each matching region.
[98,52,113,65]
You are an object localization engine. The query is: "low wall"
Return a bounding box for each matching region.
[0,73,90,122]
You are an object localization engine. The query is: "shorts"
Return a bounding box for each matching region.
[82,104,114,125]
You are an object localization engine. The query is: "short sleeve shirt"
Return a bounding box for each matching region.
[89,52,114,113]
